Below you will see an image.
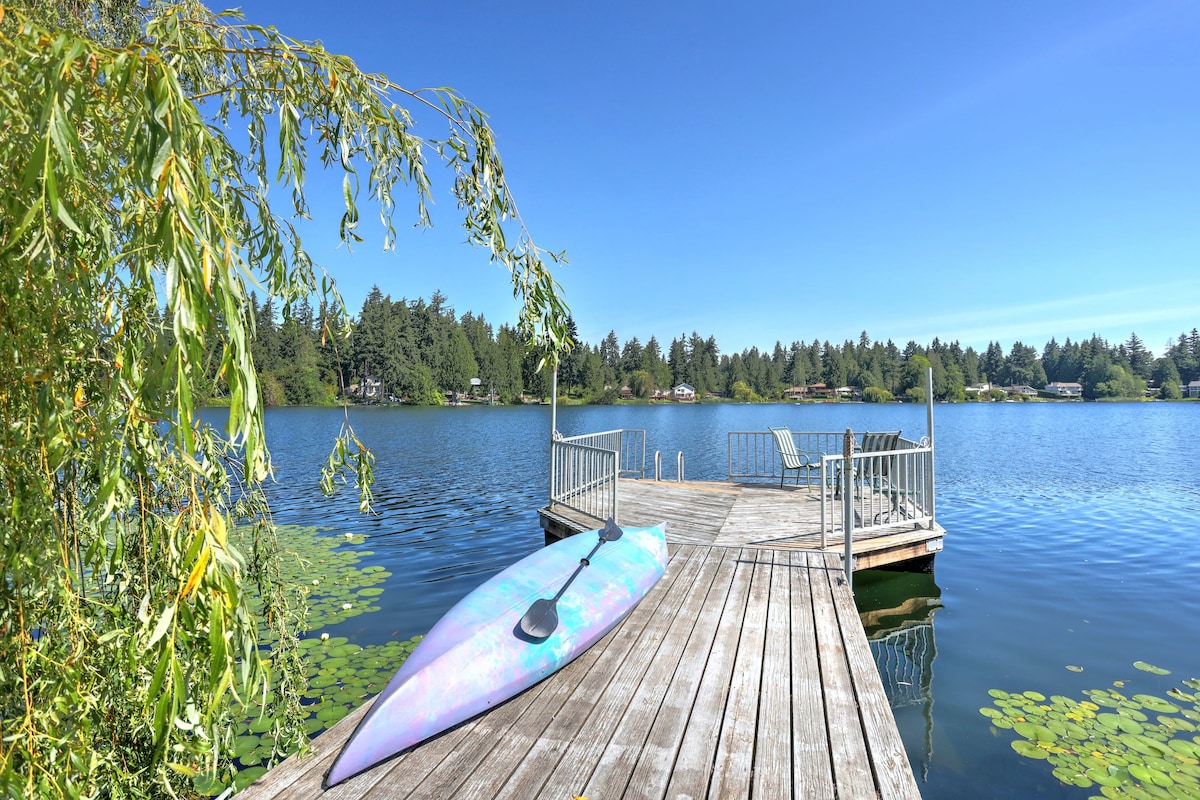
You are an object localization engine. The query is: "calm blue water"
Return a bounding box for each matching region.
[242,401,1200,799]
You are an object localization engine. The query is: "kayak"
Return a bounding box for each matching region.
[324,521,668,787]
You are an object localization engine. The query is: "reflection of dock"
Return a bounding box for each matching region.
[236,544,922,799]
[540,477,946,571]
[859,572,942,782]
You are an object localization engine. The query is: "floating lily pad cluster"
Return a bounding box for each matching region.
[198,525,423,794]
[982,662,1200,798]
[250,527,389,641]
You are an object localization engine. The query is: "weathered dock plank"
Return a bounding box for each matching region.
[791,550,836,800]
[238,545,921,800]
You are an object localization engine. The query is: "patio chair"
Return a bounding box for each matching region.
[768,426,821,490]
[855,431,909,520]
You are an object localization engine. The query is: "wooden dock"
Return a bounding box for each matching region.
[540,478,945,571]
[238,543,922,800]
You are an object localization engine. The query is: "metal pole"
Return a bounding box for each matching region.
[549,364,558,506]
[842,428,854,589]
[925,366,936,529]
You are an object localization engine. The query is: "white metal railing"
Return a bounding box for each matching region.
[549,429,646,523]
[560,429,645,478]
[728,430,846,483]
[817,437,935,544]
[728,429,935,544]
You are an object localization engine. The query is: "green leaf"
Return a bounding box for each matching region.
[146,603,176,649]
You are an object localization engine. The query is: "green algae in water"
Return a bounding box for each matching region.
[982,662,1200,797]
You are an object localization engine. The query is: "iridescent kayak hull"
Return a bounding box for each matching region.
[324,523,668,787]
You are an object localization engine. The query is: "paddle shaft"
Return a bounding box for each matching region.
[519,519,623,638]
[548,534,609,602]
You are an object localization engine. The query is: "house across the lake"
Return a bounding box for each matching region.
[1041,381,1083,398]
[1004,385,1038,397]
[1188,379,1200,398]
[671,383,696,401]
[349,375,384,400]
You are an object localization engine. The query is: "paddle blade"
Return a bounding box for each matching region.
[519,597,559,639]
[602,518,623,541]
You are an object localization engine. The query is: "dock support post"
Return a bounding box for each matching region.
[842,428,854,589]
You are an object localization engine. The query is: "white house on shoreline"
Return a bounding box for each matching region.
[1042,381,1083,397]
[671,383,696,401]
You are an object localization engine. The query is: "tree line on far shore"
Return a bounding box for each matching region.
[230,286,1200,406]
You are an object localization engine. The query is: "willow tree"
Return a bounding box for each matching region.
[0,2,569,797]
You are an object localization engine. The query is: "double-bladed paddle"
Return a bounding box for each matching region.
[518,518,623,639]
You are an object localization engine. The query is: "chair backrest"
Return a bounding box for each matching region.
[858,430,901,477]
[860,430,900,453]
[768,426,804,468]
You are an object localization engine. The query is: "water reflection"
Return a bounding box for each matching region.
[857,569,943,781]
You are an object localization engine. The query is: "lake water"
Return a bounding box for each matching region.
[244,401,1200,799]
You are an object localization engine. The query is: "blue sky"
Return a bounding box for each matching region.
[242,0,1200,357]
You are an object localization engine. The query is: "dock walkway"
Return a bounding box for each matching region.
[238,542,921,800]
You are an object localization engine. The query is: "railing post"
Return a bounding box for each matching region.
[677,451,685,482]
[843,428,854,589]
[819,458,828,549]
[654,451,661,481]
[925,366,936,530]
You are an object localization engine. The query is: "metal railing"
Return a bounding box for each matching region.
[559,429,645,478]
[817,437,935,545]
[549,429,646,523]
[727,429,935,544]
[728,430,847,483]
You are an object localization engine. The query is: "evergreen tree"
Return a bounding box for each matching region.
[495,325,526,402]
[1041,338,1062,382]
[642,336,671,393]
[1124,333,1152,379]
[461,312,498,397]
[668,336,688,387]
[620,337,644,387]
[882,340,903,393]
[441,325,479,395]
[980,341,1005,384]
[599,330,621,388]
[1004,341,1045,388]
[822,342,847,389]
[558,316,583,394]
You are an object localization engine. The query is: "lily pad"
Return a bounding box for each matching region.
[1136,662,1173,676]
[1012,740,1050,759]
[232,735,260,759]
[1135,695,1182,714]
[233,766,268,790]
